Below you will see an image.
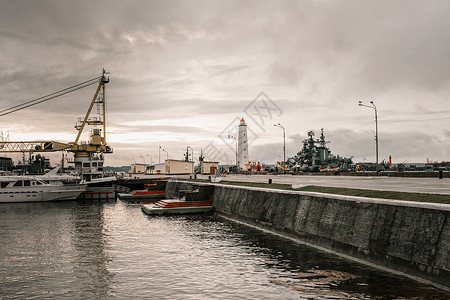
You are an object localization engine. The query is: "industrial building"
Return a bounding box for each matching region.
[165,159,194,174]
[138,160,195,175]
[199,161,219,174]
[0,156,13,171]
[146,163,166,175]
[129,163,148,174]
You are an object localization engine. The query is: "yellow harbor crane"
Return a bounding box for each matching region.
[0,70,112,177]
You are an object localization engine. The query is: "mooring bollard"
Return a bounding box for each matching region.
[268,178,272,184]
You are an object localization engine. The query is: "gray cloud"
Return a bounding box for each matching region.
[0,0,449,166]
[115,123,213,135]
[252,128,447,166]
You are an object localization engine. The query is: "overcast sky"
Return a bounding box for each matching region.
[1,0,450,166]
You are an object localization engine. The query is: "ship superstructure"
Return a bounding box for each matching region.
[287,128,353,172]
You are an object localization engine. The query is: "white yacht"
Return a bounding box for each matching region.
[0,173,87,203]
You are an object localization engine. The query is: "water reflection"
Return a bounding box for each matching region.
[131,212,450,299]
[0,201,113,299]
[71,201,114,298]
[1,201,449,299]
[210,215,450,299]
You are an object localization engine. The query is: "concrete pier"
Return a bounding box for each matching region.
[166,180,450,290]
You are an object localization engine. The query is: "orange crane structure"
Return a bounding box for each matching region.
[0,70,112,179]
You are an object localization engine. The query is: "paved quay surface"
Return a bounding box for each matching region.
[136,174,450,195]
[220,174,450,195]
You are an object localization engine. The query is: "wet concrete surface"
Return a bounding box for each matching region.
[136,173,450,195]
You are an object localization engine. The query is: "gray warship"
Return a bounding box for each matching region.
[287,128,353,172]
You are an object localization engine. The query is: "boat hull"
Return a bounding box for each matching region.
[141,198,213,215]
[118,193,165,202]
[77,186,116,200]
[0,185,87,203]
[141,204,213,215]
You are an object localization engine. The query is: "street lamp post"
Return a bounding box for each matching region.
[274,123,286,174]
[163,149,169,160]
[128,158,135,173]
[187,146,193,162]
[187,146,194,173]
[159,145,161,164]
[358,101,378,167]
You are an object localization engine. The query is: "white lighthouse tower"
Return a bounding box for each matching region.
[237,117,249,170]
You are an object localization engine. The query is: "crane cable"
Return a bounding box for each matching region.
[0,76,102,117]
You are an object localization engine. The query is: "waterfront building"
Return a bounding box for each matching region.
[129,163,147,174]
[200,161,219,174]
[165,159,194,174]
[147,163,165,175]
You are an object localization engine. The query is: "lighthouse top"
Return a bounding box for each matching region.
[240,117,246,125]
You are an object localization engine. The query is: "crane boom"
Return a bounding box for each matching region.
[0,70,112,155]
[74,78,103,144]
[0,141,72,152]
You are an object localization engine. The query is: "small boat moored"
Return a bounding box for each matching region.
[118,181,166,203]
[141,198,213,215]
[0,173,87,203]
[118,189,166,202]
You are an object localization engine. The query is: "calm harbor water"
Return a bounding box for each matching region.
[1,200,449,299]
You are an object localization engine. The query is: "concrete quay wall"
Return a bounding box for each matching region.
[166,181,450,289]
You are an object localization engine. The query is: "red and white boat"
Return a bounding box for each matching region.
[118,183,166,202]
[141,198,213,215]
